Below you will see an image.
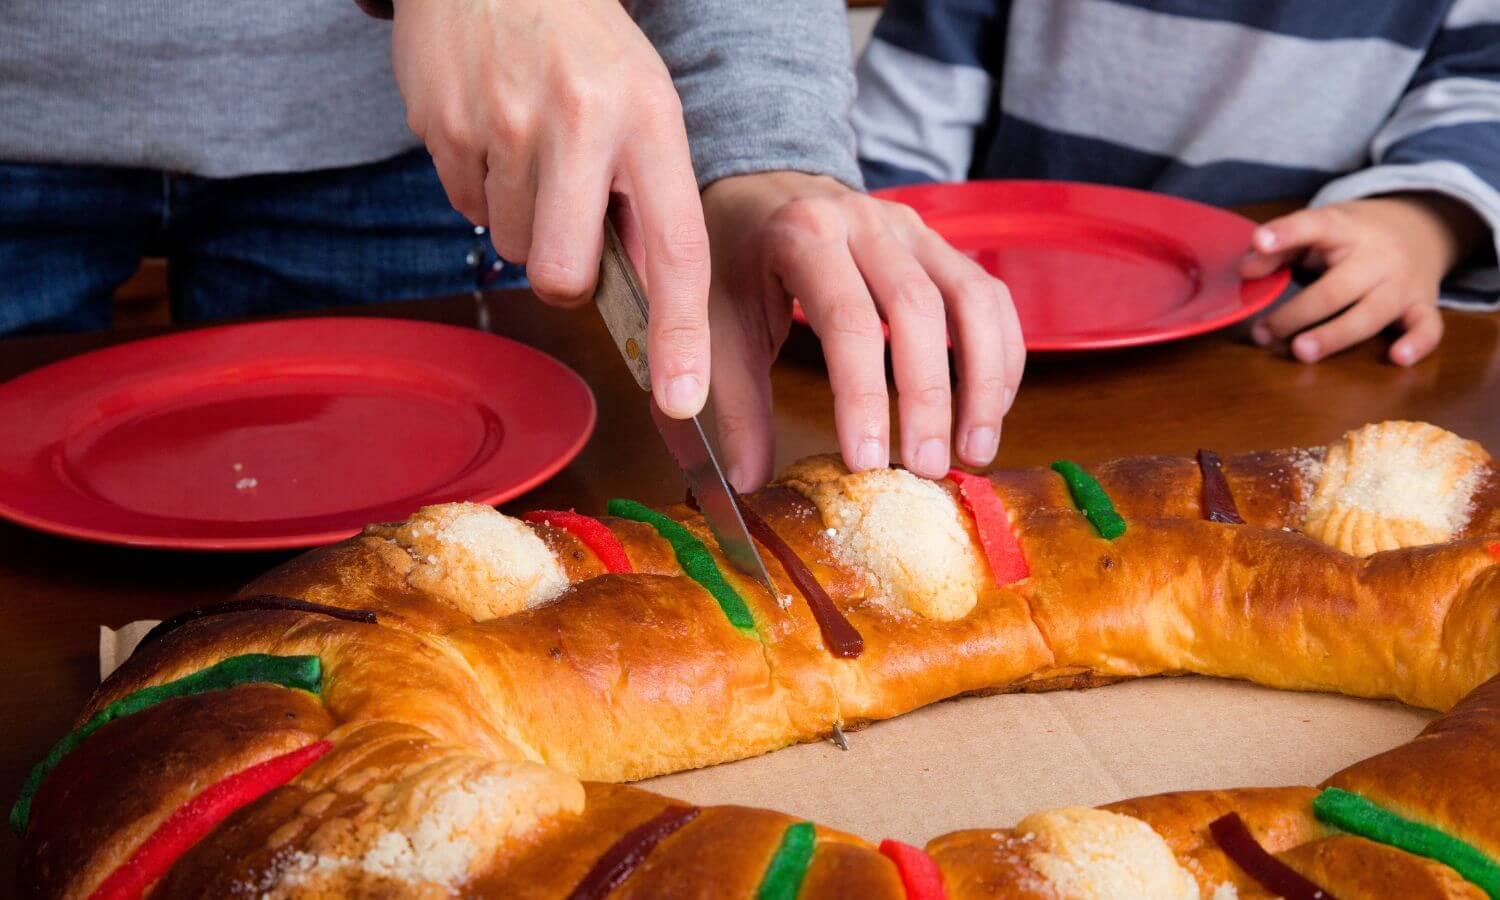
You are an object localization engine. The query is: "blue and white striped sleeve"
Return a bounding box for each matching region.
[1309,0,1500,309]
[851,0,1006,190]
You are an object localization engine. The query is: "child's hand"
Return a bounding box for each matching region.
[1239,194,1483,365]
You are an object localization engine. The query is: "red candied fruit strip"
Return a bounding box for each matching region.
[947,469,1029,585]
[879,838,947,900]
[89,740,333,900]
[1209,812,1335,900]
[522,509,633,574]
[1486,540,1500,561]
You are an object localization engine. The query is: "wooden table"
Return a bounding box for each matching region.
[1,292,1497,886]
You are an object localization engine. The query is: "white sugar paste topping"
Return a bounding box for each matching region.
[1318,433,1479,535]
[272,760,582,894]
[391,503,566,620]
[1015,807,1200,900]
[809,468,984,621]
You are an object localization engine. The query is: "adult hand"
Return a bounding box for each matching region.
[1241,194,1483,366]
[391,0,711,418]
[701,172,1025,490]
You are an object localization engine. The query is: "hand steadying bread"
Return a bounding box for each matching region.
[16,421,1500,898]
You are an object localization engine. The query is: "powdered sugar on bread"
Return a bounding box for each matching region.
[1305,422,1490,556]
[374,503,567,620]
[803,468,985,621]
[270,755,583,895]
[1015,807,1200,900]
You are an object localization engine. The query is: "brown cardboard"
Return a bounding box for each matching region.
[644,676,1432,843]
[101,623,1433,844]
[100,621,159,681]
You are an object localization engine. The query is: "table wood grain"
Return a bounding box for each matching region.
[1,292,1496,887]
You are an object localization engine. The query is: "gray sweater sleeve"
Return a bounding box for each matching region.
[627,0,863,191]
[358,0,862,190]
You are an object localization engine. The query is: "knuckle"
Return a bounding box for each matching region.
[967,373,1009,401]
[661,220,710,268]
[820,301,883,342]
[488,100,535,145]
[889,277,944,320]
[839,387,889,414]
[884,200,926,232]
[1303,288,1349,316]
[489,223,530,261]
[448,189,487,226]
[432,113,480,156]
[636,78,684,126]
[909,379,951,410]
[655,321,707,358]
[1314,206,1349,234]
[1005,343,1027,382]
[853,195,894,230]
[770,197,846,244]
[715,412,760,443]
[557,77,606,126]
[527,256,592,299]
[960,276,1008,311]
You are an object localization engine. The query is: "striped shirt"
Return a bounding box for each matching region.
[853,0,1500,308]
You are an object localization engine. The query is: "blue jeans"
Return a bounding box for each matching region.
[0,149,527,336]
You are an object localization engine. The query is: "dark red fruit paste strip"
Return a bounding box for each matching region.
[566,805,701,900]
[1210,812,1335,900]
[1196,449,1246,525]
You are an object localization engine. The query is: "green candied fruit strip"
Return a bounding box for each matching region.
[757,821,817,900]
[606,498,757,634]
[1051,460,1127,540]
[10,653,321,835]
[1313,787,1500,898]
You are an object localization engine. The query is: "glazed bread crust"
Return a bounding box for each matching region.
[17,422,1500,898]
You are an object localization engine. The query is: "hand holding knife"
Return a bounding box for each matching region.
[592,219,779,597]
[592,217,850,750]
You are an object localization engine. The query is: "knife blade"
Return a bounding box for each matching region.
[593,219,779,597]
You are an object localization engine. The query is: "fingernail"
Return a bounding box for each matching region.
[1001,387,1015,414]
[855,439,885,471]
[1392,344,1415,366]
[964,427,998,464]
[914,438,948,477]
[1251,322,1271,346]
[1254,228,1278,252]
[663,375,702,417]
[1293,336,1319,362]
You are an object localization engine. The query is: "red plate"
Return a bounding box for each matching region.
[794,180,1290,352]
[0,318,596,550]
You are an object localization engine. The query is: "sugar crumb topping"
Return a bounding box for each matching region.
[1305,422,1490,555]
[391,503,567,620]
[270,761,582,895]
[1015,807,1199,900]
[809,468,984,621]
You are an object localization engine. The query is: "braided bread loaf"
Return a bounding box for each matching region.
[16,420,1500,898]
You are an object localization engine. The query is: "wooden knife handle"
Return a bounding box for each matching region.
[595,221,653,393]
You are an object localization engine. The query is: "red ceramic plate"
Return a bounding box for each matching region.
[794,180,1290,352]
[0,317,596,550]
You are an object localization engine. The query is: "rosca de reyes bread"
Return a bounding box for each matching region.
[14,420,1500,899]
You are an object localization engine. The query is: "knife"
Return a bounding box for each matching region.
[593,219,779,598]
